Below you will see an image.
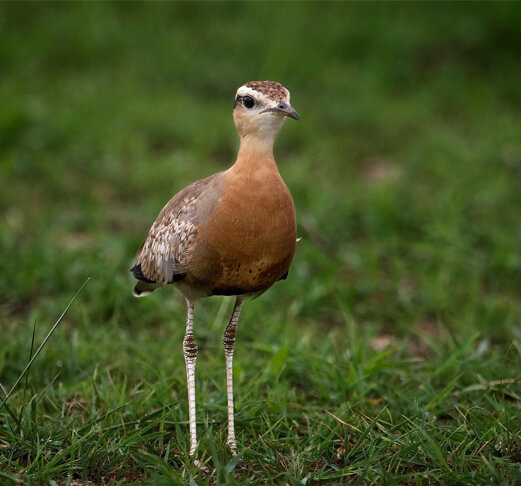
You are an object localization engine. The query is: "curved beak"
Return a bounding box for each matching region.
[262,102,300,120]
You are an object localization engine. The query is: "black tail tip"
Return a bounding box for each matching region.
[133,283,158,298]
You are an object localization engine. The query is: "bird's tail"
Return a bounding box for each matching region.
[133,280,161,298]
[130,263,161,297]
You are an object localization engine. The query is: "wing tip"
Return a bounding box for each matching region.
[130,263,156,284]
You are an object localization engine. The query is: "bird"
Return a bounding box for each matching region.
[130,80,299,457]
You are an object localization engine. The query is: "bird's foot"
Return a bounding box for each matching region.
[183,456,210,473]
[227,438,238,455]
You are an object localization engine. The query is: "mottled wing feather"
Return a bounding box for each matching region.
[135,173,222,285]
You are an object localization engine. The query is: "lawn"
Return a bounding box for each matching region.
[1,3,521,485]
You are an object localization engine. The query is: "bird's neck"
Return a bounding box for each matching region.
[232,133,278,174]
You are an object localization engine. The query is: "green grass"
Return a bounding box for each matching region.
[2,3,521,484]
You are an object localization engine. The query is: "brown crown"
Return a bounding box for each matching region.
[245,81,288,102]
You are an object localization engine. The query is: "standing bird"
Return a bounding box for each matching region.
[131,81,299,456]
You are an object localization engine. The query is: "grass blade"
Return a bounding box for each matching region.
[0,278,91,412]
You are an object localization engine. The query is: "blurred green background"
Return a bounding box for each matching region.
[1,2,521,484]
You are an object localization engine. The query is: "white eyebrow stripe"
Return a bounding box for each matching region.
[236,86,272,106]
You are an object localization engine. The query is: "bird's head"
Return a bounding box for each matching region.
[233,81,299,140]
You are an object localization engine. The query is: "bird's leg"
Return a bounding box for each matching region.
[183,299,198,457]
[222,297,244,453]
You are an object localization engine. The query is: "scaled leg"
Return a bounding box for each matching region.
[183,300,198,456]
[222,297,244,453]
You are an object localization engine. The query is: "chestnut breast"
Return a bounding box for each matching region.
[190,166,296,295]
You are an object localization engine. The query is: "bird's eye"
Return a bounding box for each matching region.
[243,96,255,109]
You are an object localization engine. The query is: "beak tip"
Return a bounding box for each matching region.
[277,101,299,121]
[264,103,300,120]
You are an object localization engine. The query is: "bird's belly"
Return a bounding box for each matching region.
[188,220,295,296]
[213,246,294,295]
[191,204,296,295]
